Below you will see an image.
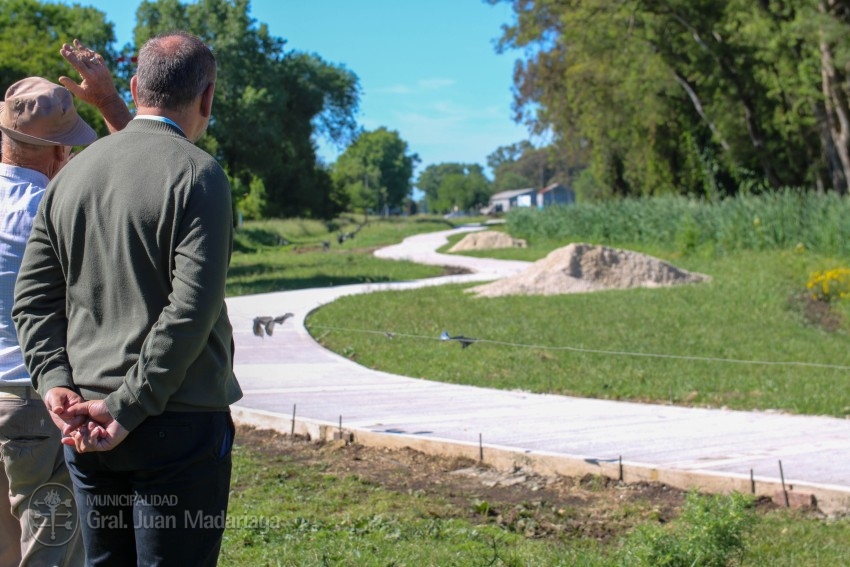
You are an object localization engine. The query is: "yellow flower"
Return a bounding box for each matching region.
[807,267,850,303]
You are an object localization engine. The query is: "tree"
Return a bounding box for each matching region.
[436,171,491,213]
[0,0,118,137]
[332,127,419,215]
[490,0,850,196]
[487,141,578,192]
[416,162,467,206]
[416,162,491,213]
[133,0,360,217]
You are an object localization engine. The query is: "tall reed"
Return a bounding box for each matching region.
[507,190,850,256]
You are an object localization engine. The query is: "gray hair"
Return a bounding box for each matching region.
[135,31,216,111]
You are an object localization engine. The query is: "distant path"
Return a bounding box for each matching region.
[373,225,531,278]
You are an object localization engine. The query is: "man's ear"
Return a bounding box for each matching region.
[199,82,215,118]
[129,75,139,106]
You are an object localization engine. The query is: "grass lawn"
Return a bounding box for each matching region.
[227,216,458,296]
[307,242,850,417]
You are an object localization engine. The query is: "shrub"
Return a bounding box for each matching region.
[807,268,850,303]
[618,491,756,567]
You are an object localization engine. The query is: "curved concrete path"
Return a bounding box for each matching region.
[226,227,850,515]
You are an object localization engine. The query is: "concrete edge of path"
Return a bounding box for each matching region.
[232,406,850,517]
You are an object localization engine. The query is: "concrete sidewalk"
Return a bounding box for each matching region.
[226,227,850,516]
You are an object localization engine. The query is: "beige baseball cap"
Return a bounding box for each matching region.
[0,77,96,146]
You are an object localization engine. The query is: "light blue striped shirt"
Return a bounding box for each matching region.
[0,163,48,385]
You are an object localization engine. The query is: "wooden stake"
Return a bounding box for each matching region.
[750,469,755,494]
[290,404,296,438]
[479,433,483,462]
[779,460,790,508]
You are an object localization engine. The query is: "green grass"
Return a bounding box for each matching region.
[220,434,850,566]
[227,217,460,296]
[307,247,850,417]
[221,441,602,566]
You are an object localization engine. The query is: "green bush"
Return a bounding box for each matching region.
[619,492,755,567]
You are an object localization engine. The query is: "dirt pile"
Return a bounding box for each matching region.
[468,242,710,297]
[449,231,527,252]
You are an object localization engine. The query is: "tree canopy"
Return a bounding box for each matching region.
[486,141,579,193]
[332,127,419,215]
[0,0,361,219]
[492,0,850,197]
[416,162,491,214]
[133,0,361,218]
[0,0,118,137]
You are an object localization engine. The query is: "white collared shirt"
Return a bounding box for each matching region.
[0,163,48,385]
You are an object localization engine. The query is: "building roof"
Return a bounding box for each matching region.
[539,183,569,194]
[490,188,537,201]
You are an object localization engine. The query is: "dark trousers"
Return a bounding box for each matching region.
[64,411,234,567]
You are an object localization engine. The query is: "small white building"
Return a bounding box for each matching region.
[483,183,575,214]
[484,188,538,214]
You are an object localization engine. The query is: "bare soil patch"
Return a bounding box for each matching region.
[790,292,845,332]
[237,425,711,542]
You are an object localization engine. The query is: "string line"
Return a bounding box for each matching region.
[308,324,850,371]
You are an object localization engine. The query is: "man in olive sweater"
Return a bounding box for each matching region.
[13,31,242,565]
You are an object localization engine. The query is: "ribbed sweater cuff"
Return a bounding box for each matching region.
[104,384,148,432]
[35,368,75,398]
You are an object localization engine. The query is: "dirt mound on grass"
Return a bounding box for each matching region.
[449,231,527,252]
[468,243,710,297]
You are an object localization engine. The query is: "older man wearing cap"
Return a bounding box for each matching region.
[0,40,132,565]
[0,76,97,567]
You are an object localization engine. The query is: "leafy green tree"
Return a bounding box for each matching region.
[416,163,491,214]
[133,0,360,217]
[232,174,266,220]
[0,0,118,137]
[332,127,419,215]
[416,163,466,207]
[438,171,491,213]
[487,141,578,192]
[490,0,850,196]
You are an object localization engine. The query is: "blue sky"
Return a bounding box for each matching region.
[56,0,533,179]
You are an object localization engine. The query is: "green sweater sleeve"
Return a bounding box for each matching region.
[104,160,233,431]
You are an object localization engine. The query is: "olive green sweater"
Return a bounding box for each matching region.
[13,118,242,432]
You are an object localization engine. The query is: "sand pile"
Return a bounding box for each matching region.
[468,243,710,297]
[449,231,527,252]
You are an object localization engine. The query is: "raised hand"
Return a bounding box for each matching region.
[58,39,132,133]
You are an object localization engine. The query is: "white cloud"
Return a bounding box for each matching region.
[416,78,455,90]
[371,78,455,95]
[374,84,414,95]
